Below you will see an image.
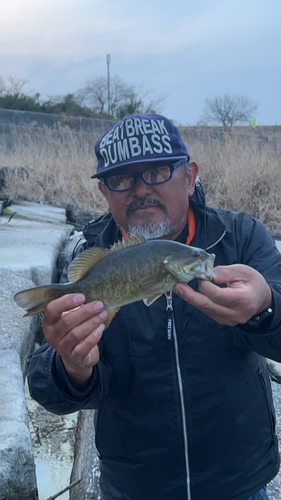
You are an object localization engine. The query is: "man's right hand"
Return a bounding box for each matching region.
[42,294,108,388]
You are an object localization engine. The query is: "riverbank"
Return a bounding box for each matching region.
[0,201,281,499]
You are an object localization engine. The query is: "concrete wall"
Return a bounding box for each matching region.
[70,410,100,500]
[1,108,281,155]
[0,108,116,133]
[0,207,75,499]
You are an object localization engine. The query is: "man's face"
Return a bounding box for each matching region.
[98,161,198,240]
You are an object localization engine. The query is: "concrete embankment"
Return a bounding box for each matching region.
[0,201,281,499]
[0,202,77,500]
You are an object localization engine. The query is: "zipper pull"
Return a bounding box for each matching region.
[165,291,173,340]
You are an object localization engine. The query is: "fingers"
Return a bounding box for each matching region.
[174,282,247,326]
[212,264,257,286]
[43,295,107,343]
[73,323,106,368]
[211,265,273,312]
[41,294,109,375]
[58,310,107,356]
[58,302,108,345]
[174,264,273,326]
[174,282,237,325]
[62,322,105,377]
[43,293,86,324]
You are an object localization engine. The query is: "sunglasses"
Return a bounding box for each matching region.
[100,159,188,192]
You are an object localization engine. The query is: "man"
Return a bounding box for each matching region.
[28,114,281,500]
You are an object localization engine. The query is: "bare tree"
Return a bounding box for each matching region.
[0,75,29,96]
[77,76,166,119]
[77,76,111,115]
[77,75,133,116]
[201,94,258,126]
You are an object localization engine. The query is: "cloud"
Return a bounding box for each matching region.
[0,0,280,125]
[1,0,278,61]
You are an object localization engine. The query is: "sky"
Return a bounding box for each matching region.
[0,0,280,125]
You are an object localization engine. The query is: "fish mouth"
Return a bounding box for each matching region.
[197,253,215,281]
[172,253,215,283]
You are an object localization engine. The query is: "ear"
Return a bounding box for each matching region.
[98,180,108,197]
[186,162,199,197]
[98,181,111,209]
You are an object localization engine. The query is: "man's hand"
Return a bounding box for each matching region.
[42,294,108,388]
[174,264,273,326]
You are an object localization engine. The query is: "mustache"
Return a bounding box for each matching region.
[125,198,167,218]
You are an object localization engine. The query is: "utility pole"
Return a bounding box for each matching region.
[106,54,111,115]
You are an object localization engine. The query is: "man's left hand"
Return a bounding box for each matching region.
[174,264,273,326]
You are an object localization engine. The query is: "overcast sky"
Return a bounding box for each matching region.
[1,0,280,125]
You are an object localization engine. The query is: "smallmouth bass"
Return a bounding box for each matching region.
[14,235,215,328]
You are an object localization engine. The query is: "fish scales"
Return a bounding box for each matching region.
[13,237,215,327]
[70,241,170,307]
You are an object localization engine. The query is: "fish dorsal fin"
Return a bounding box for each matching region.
[110,235,146,251]
[68,247,108,282]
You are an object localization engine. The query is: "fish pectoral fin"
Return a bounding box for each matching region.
[68,247,109,282]
[104,308,120,329]
[143,294,163,306]
[140,272,167,290]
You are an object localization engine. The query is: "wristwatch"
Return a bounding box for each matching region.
[246,307,274,329]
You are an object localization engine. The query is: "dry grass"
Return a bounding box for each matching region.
[0,125,107,217]
[1,125,281,235]
[181,128,281,236]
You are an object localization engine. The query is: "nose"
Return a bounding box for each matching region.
[131,176,154,197]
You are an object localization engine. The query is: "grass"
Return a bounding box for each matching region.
[0,125,107,217]
[1,124,281,236]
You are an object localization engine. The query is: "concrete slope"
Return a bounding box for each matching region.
[0,205,74,500]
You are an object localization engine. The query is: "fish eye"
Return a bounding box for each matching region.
[191,251,200,258]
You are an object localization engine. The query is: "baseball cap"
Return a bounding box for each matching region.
[92,113,190,178]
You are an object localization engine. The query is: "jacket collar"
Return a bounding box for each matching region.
[84,204,226,252]
[190,202,226,251]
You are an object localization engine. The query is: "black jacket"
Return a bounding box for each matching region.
[27,188,281,500]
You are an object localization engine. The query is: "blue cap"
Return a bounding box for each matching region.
[92,113,190,178]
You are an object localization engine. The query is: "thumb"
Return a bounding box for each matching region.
[212,264,252,285]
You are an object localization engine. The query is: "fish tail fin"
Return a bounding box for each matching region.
[14,285,59,316]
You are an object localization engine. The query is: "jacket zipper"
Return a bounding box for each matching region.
[165,292,192,500]
[166,291,173,340]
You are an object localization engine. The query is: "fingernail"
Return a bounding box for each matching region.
[99,310,109,320]
[92,301,104,312]
[94,323,106,338]
[73,294,85,305]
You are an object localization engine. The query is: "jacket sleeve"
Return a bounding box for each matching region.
[27,238,112,415]
[232,215,281,361]
[27,341,112,415]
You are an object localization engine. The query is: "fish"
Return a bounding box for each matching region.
[14,235,215,328]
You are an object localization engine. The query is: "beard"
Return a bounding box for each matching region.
[125,198,173,240]
[128,219,172,239]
